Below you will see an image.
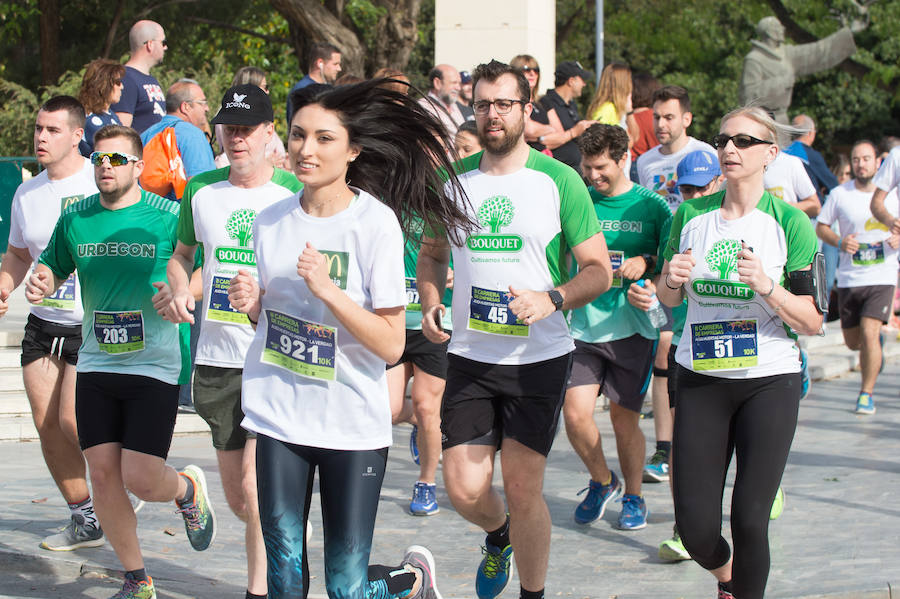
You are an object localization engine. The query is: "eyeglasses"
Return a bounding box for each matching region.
[90,151,140,166]
[187,99,209,106]
[712,133,774,150]
[473,99,527,115]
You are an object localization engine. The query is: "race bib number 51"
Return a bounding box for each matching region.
[93,310,145,354]
[262,310,337,381]
[468,286,528,337]
[690,319,758,371]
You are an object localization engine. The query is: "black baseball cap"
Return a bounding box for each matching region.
[211,84,273,126]
[555,61,594,82]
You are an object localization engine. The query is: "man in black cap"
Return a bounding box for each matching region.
[152,83,302,599]
[457,70,475,120]
[539,61,597,172]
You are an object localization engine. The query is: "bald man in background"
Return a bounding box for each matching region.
[111,20,168,132]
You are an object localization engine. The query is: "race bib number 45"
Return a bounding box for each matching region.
[261,310,337,381]
[93,310,145,354]
[690,319,758,371]
[468,286,528,337]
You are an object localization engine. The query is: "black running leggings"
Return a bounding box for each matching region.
[672,366,801,599]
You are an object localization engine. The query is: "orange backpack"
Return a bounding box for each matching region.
[140,126,187,199]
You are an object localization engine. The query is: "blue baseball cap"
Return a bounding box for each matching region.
[676,150,721,187]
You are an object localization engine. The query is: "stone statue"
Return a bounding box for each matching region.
[739,17,857,125]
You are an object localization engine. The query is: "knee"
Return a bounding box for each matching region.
[503,475,543,513]
[89,461,121,494]
[122,471,155,500]
[411,395,440,424]
[610,409,640,437]
[562,399,591,431]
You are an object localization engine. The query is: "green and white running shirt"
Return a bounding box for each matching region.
[177,166,302,368]
[403,223,453,331]
[39,191,188,385]
[443,149,601,365]
[570,184,672,343]
[664,190,817,378]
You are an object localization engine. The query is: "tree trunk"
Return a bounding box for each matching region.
[38,0,60,86]
[270,0,366,76]
[101,0,127,59]
[369,0,422,73]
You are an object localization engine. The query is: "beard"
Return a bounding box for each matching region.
[478,116,524,156]
[855,174,873,186]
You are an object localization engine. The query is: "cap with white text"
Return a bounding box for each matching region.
[211,84,273,126]
[676,150,721,188]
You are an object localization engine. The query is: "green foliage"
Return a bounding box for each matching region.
[226,208,257,247]
[705,239,742,280]
[477,195,515,233]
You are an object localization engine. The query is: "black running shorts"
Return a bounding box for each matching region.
[387,329,450,379]
[837,285,894,328]
[567,335,656,413]
[21,313,81,366]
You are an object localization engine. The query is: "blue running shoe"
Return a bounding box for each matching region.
[617,494,648,530]
[410,481,439,516]
[475,541,513,599]
[410,425,420,465]
[856,392,876,415]
[642,449,670,483]
[799,348,810,400]
[574,471,623,524]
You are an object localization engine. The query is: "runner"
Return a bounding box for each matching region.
[417,60,612,599]
[658,107,823,599]
[816,139,898,415]
[563,124,671,532]
[227,79,472,599]
[152,84,299,598]
[0,96,102,551]
[27,125,215,599]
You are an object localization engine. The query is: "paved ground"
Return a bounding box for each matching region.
[1,360,899,599]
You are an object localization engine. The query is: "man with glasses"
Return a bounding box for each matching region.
[111,20,167,133]
[0,96,100,551]
[538,61,597,172]
[139,79,215,201]
[417,59,612,599]
[28,124,215,599]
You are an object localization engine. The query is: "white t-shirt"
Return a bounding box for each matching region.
[443,150,601,366]
[873,146,900,193]
[176,167,302,368]
[240,190,406,450]
[9,159,96,325]
[817,180,899,288]
[764,151,816,205]
[636,137,716,213]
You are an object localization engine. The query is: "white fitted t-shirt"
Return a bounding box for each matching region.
[176,167,302,368]
[764,151,816,205]
[9,159,96,325]
[817,180,899,288]
[873,146,900,193]
[637,137,716,213]
[240,190,406,450]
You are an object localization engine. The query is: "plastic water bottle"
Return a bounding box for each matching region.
[637,279,668,328]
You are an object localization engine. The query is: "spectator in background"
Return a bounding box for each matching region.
[510,54,555,154]
[539,61,597,172]
[879,135,900,165]
[832,154,851,184]
[78,59,125,157]
[111,20,167,132]
[454,120,481,158]
[458,70,474,120]
[214,66,286,169]
[785,114,839,202]
[373,67,410,94]
[586,63,639,173]
[630,73,661,180]
[418,64,465,136]
[285,42,342,126]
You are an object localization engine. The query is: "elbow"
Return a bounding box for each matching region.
[597,262,614,296]
[796,313,824,336]
[381,330,406,365]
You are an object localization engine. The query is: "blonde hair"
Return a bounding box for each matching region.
[510,54,540,101]
[587,63,632,122]
[720,105,808,144]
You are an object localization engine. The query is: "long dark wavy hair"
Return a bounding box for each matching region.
[289,79,476,245]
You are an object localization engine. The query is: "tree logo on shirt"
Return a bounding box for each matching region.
[216,209,259,267]
[692,238,754,301]
[466,195,523,252]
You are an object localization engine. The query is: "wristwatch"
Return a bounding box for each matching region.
[642,254,655,272]
[548,289,564,311]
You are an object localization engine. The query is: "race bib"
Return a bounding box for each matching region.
[690,319,758,371]
[852,242,885,266]
[93,310,144,354]
[261,310,337,381]
[468,286,528,337]
[42,274,77,310]
[609,250,624,288]
[207,274,250,325]
[406,277,421,311]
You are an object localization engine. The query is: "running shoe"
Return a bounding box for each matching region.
[717,581,735,599]
[410,425,420,465]
[574,471,623,524]
[410,481,439,516]
[40,515,104,551]
[769,486,785,520]
[110,576,156,599]
[128,490,145,514]
[617,494,648,530]
[176,464,216,551]
[658,525,691,561]
[642,449,670,482]
[401,545,443,599]
[799,348,810,400]
[855,392,876,415]
[475,541,513,599]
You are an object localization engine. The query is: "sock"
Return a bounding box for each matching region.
[656,440,672,456]
[68,496,99,529]
[486,514,510,549]
[597,473,612,486]
[367,565,416,598]
[125,568,149,584]
[176,472,194,506]
[520,587,544,599]
[245,591,267,599]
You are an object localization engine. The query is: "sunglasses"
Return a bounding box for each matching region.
[712,133,773,150]
[90,151,140,166]
[521,66,540,74]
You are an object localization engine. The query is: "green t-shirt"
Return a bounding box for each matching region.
[657,212,688,345]
[40,190,188,385]
[570,183,672,343]
[403,225,453,331]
